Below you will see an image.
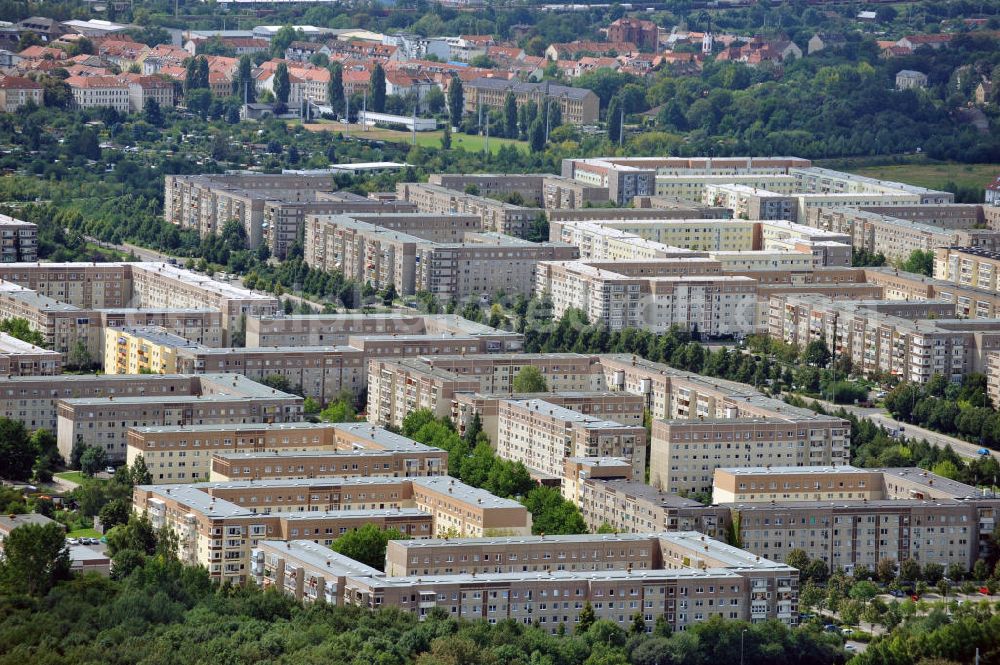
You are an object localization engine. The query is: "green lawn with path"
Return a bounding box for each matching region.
[55,471,87,485]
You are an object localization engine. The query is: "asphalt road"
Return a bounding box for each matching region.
[806,396,998,462]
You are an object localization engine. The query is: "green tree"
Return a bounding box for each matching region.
[233,55,256,102]
[130,454,152,486]
[274,62,291,106]
[503,91,517,139]
[328,63,343,112]
[0,417,35,481]
[521,486,586,535]
[876,557,898,584]
[923,562,944,584]
[80,446,108,477]
[30,429,60,483]
[576,601,596,634]
[803,339,831,367]
[607,95,623,145]
[0,317,45,346]
[529,117,545,152]
[99,498,131,531]
[371,63,386,113]
[785,548,809,572]
[900,249,934,276]
[441,122,451,149]
[270,25,298,58]
[899,557,922,582]
[329,523,408,570]
[143,98,162,126]
[512,366,548,393]
[319,393,357,422]
[630,611,647,635]
[0,522,70,595]
[106,512,158,557]
[448,75,464,126]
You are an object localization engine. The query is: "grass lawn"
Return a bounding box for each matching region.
[832,158,997,193]
[67,527,101,539]
[55,471,87,485]
[300,121,528,154]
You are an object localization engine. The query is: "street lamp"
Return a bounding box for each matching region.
[740,628,748,665]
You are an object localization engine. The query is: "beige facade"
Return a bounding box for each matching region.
[209,447,447,482]
[304,212,577,301]
[768,294,1000,383]
[464,78,599,125]
[453,390,645,443]
[246,313,522,352]
[304,531,797,630]
[367,352,606,429]
[163,174,339,254]
[138,481,433,584]
[56,373,304,463]
[0,215,38,262]
[495,398,646,480]
[562,457,637,506]
[0,262,278,347]
[0,332,60,376]
[395,182,539,237]
[135,472,530,582]
[127,421,444,484]
[0,373,202,435]
[536,260,758,336]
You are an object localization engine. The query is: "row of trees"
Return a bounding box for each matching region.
[0,540,849,665]
[401,406,587,535]
[884,374,999,446]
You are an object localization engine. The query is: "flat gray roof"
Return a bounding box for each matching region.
[257,539,384,577]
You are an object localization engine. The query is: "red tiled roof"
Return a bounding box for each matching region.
[0,76,42,89]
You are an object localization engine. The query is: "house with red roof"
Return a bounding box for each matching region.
[0,75,43,111]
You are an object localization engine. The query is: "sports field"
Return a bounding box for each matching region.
[300,121,528,154]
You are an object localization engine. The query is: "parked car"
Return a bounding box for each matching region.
[979,448,991,456]
[104,466,115,475]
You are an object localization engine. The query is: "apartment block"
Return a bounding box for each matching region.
[263,197,417,259]
[395,182,540,237]
[56,373,304,462]
[134,474,529,581]
[0,373,204,434]
[453,390,645,442]
[596,354,850,494]
[252,539,384,604]
[808,208,1000,262]
[0,332,61,376]
[126,421,444,484]
[137,481,433,583]
[209,446,448,482]
[495,398,646,480]
[245,313,522,352]
[0,215,37,262]
[768,294,1000,383]
[425,173,609,209]
[576,478,728,536]
[562,457,638,506]
[367,358,482,428]
[304,212,577,301]
[172,345,367,403]
[0,262,278,346]
[368,352,606,428]
[536,259,758,336]
[322,530,795,629]
[463,78,599,125]
[163,173,337,254]
[104,326,204,375]
[703,184,797,222]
